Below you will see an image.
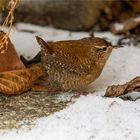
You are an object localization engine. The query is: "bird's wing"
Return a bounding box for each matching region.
[49,45,96,75]
[47,54,95,75]
[36,36,96,75]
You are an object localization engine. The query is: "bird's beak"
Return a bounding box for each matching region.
[112,45,123,49]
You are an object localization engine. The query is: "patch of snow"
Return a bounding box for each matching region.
[133,16,140,22]
[113,23,124,31]
[0,23,140,140]
[1,95,140,140]
[11,23,89,59]
[10,23,120,59]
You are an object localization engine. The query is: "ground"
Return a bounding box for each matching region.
[0,23,140,140]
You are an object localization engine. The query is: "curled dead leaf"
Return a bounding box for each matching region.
[0,31,25,72]
[105,76,140,97]
[111,16,140,34]
[0,64,44,95]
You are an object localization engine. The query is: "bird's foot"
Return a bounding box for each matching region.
[31,85,61,94]
[31,85,49,92]
[71,91,89,99]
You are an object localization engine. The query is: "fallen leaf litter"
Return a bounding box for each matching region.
[0,91,72,130]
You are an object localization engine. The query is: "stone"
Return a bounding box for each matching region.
[13,0,109,30]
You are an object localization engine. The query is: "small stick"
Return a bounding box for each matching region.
[0,0,19,53]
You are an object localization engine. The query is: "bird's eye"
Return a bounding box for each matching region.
[98,47,107,52]
[102,47,107,51]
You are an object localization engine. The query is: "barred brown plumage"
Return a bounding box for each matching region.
[36,36,114,92]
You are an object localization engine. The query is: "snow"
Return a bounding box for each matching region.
[113,23,124,31]
[0,23,140,140]
[133,16,140,22]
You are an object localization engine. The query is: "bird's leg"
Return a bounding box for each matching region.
[31,85,49,91]
[31,78,62,94]
[31,85,62,94]
[32,85,61,93]
[71,90,89,99]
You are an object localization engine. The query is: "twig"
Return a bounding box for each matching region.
[0,0,19,53]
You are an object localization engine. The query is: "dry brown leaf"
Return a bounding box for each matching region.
[111,16,140,34]
[0,31,25,72]
[105,76,140,97]
[0,63,44,95]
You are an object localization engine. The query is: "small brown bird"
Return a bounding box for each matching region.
[36,36,114,92]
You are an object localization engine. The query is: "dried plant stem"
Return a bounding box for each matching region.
[0,0,19,53]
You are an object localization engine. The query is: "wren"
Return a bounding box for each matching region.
[36,36,114,92]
